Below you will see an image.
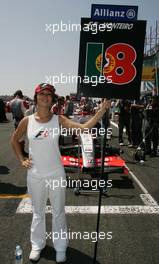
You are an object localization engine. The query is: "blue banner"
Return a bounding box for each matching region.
[91,4,138,21]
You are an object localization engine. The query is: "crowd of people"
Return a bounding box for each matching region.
[1,88,159,158]
[114,97,159,157]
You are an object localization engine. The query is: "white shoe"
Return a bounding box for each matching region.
[137,147,141,150]
[139,160,145,165]
[29,249,41,261]
[56,251,66,263]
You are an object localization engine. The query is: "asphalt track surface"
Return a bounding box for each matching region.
[0,114,159,264]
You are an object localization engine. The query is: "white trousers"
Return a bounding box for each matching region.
[27,169,68,252]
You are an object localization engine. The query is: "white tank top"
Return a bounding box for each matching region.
[27,114,63,177]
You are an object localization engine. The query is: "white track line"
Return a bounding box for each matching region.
[140,194,158,206]
[111,120,158,206]
[16,197,159,214]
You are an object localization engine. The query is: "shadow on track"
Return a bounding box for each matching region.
[0,182,27,195]
[30,245,101,264]
[0,166,10,174]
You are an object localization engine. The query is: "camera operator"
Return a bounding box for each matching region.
[145,96,159,157]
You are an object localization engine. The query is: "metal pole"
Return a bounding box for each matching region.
[150,26,152,52]
[93,113,108,264]
[155,56,158,95]
[155,20,158,47]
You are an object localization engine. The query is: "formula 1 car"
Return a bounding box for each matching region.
[60,133,128,195]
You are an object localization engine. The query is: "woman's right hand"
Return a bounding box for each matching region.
[21,158,33,169]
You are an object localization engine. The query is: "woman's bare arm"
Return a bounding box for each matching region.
[11,117,32,168]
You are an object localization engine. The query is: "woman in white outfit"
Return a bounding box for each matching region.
[11,83,110,263]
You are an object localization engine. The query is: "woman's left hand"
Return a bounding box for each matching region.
[100,99,111,111]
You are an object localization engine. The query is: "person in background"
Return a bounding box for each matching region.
[100,98,110,130]
[110,100,116,121]
[51,96,65,115]
[145,96,159,157]
[64,95,74,117]
[52,87,59,104]
[10,90,27,128]
[116,99,132,147]
[10,90,28,156]
[11,83,111,263]
[130,99,145,148]
[82,97,93,114]
[0,99,8,122]
[25,102,37,116]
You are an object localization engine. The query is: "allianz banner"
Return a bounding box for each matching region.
[77,18,146,99]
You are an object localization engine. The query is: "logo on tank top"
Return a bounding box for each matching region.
[33,129,49,140]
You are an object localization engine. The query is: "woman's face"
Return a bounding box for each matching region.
[37,89,53,108]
